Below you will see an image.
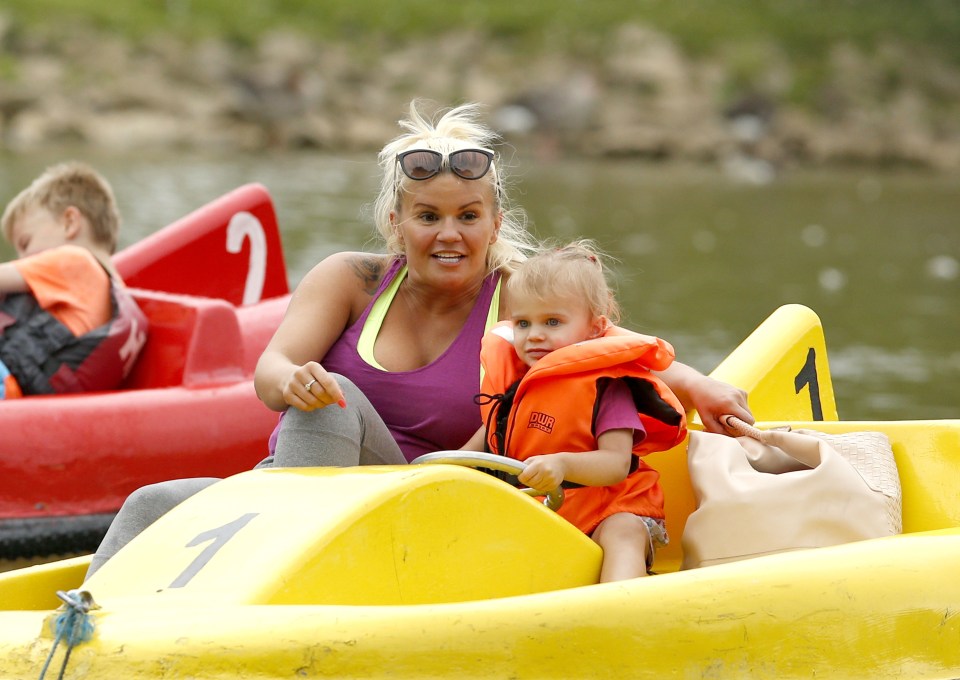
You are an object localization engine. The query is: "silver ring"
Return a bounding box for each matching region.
[304,379,317,391]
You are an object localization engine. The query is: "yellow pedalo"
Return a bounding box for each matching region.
[1,304,958,679]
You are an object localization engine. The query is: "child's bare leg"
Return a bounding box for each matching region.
[591,512,652,582]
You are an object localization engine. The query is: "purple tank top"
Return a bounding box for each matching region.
[320,258,499,461]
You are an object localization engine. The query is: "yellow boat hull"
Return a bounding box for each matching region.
[3,532,959,679]
[1,305,957,679]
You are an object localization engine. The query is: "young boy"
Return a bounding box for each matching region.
[463,241,687,581]
[0,162,147,398]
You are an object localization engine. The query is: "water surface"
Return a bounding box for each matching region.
[2,149,956,420]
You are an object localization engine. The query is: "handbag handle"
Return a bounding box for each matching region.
[721,415,826,470]
[720,415,768,440]
[721,415,795,448]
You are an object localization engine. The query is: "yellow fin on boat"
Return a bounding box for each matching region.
[708,303,838,422]
[85,465,602,607]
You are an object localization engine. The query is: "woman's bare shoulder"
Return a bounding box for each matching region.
[303,251,395,295]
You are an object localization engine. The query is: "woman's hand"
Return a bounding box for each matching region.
[657,361,754,434]
[688,375,753,434]
[282,362,347,412]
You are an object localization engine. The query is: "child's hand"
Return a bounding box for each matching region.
[518,454,566,490]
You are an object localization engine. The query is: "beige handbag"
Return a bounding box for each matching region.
[681,416,902,570]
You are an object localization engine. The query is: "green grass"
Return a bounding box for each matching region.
[4,0,960,106]
[4,0,959,57]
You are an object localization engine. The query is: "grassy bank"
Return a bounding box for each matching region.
[4,1,959,47]
[5,1,960,110]
[3,0,959,165]
[6,1,960,59]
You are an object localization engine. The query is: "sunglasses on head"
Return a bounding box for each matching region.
[396,148,495,181]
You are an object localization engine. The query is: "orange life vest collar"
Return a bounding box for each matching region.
[479,322,687,460]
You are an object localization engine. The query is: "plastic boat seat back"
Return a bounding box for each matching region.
[708,304,839,423]
[84,466,603,607]
[123,290,246,389]
[233,293,289,371]
[114,183,289,306]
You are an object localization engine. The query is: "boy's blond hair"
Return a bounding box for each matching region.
[1,162,121,253]
[507,239,622,323]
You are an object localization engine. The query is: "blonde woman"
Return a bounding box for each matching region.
[86,102,750,578]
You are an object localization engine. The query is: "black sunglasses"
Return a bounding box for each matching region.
[396,149,495,181]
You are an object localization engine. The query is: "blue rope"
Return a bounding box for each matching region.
[38,590,97,680]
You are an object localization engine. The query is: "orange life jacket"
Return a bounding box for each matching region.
[478,323,687,534]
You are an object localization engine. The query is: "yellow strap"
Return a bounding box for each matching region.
[356,265,406,371]
[358,265,502,388]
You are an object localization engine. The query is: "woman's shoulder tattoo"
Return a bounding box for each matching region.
[347,254,386,295]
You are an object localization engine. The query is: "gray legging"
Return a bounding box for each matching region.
[85,375,407,580]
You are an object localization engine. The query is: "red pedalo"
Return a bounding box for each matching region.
[1,184,291,559]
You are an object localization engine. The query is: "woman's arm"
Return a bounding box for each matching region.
[656,361,753,433]
[460,425,488,452]
[255,252,386,412]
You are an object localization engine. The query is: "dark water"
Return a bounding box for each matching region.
[2,149,957,421]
